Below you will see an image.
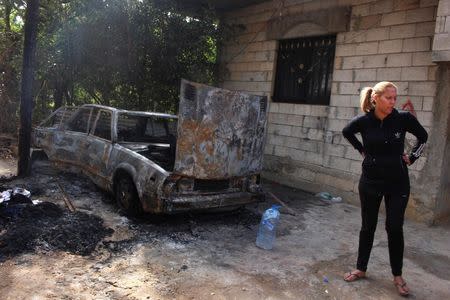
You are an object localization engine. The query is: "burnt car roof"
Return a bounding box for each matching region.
[81,104,178,119]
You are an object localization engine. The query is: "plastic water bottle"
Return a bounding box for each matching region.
[256,205,281,250]
[316,192,332,200]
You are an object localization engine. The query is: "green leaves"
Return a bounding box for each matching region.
[34,0,223,115]
[1,0,231,132]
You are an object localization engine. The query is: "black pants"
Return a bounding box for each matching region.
[357,180,409,276]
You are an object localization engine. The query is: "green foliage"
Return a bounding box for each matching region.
[0,0,26,133]
[1,0,232,129]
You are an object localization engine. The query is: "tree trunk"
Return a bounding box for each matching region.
[17,0,40,176]
[3,0,12,33]
[53,77,64,109]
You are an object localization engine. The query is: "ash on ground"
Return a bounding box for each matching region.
[0,161,262,262]
[102,208,261,254]
[0,201,114,259]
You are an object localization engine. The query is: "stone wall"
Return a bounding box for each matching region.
[218,0,445,223]
[433,0,450,61]
[433,62,450,222]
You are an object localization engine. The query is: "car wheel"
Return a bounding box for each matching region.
[115,175,142,216]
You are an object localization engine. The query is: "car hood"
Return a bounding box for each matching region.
[174,80,268,179]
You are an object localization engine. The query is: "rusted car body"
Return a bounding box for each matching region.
[33,80,268,215]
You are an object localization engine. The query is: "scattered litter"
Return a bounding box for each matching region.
[316,192,331,200]
[0,187,32,204]
[0,190,10,203]
[315,192,342,203]
[178,265,188,273]
[256,205,281,250]
[323,276,329,283]
[0,187,34,218]
[119,216,130,225]
[13,188,31,198]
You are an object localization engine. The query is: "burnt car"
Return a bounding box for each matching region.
[33,80,268,215]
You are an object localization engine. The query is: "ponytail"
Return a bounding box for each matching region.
[360,87,374,113]
[359,81,398,113]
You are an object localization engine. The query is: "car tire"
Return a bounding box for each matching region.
[115,175,142,217]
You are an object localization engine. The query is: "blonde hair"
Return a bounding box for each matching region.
[360,81,398,113]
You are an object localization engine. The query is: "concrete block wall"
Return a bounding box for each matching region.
[433,0,450,61]
[219,0,441,222]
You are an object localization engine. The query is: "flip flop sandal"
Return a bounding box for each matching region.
[394,281,409,297]
[344,271,366,282]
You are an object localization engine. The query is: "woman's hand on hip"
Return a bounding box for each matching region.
[402,153,411,166]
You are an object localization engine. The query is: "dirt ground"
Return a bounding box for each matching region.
[0,156,449,300]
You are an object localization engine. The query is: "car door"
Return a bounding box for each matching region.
[47,106,93,166]
[33,106,77,155]
[80,109,114,187]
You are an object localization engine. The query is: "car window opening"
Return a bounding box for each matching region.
[117,113,177,171]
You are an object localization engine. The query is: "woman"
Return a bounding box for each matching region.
[342,81,428,297]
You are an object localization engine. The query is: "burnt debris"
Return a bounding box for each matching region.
[0,201,113,259]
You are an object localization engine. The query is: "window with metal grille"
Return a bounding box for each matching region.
[273,35,336,105]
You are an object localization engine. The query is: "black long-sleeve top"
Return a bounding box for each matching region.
[342,108,428,185]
